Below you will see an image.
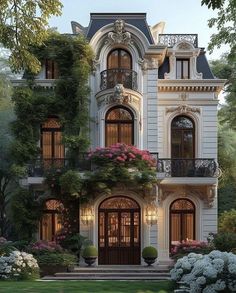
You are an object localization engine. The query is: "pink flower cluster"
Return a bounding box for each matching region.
[88,143,156,167]
[29,240,63,253]
[171,240,209,255]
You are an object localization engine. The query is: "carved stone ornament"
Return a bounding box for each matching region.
[179,92,189,101]
[92,58,99,75]
[106,19,132,45]
[158,185,216,208]
[166,104,200,114]
[138,57,158,71]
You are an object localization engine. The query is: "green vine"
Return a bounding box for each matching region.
[11,33,93,164]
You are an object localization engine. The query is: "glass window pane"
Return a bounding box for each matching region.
[106,124,118,146]
[120,124,132,145]
[108,212,119,247]
[183,130,194,158]
[134,212,139,246]
[120,212,131,247]
[183,61,189,79]
[99,212,105,247]
[108,50,119,69]
[172,116,193,129]
[176,60,182,79]
[100,197,139,209]
[120,50,132,69]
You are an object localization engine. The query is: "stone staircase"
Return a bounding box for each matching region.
[42,262,172,280]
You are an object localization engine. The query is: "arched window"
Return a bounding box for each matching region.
[107,49,132,70]
[105,49,133,89]
[170,199,195,248]
[41,118,64,165]
[105,106,134,146]
[171,115,195,159]
[40,199,64,241]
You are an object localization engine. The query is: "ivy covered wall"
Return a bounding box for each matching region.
[11,33,93,165]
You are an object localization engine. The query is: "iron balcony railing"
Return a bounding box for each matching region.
[158,34,198,48]
[28,155,91,177]
[28,152,159,177]
[157,158,218,178]
[100,69,138,91]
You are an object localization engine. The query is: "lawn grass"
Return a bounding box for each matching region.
[0,280,174,293]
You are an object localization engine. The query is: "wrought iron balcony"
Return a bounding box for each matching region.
[157,158,218,178]
[158,34,198,48]
[28,155,91,177]
[28,152,159,177]
[100,69,138,91]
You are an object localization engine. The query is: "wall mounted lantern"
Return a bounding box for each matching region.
[81,205,94,225]
[145,202,158,226]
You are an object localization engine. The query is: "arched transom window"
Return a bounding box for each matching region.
[105,106,134,146]
[171,115,195,158]
[170,199,195,248]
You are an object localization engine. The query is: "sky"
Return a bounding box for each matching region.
[48,0,228,60]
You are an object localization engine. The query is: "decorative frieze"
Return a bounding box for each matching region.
[166,104,200,114]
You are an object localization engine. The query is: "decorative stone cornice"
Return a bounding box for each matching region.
[105,19,132,45]
[166,104,200,114]
[158,79,226,94]
[138,57,159,71]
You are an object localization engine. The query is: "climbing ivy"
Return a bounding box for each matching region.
[11,33,93,164]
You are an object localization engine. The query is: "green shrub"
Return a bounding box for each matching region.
[219,209,236,233]
[35,252,77,266]
[142,246,158,258]
[82,245,98,258]
[212,232,236,252]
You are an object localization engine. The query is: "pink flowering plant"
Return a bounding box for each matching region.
[171,240,212,260]
[28,240,63,255]
[85,144,157,195]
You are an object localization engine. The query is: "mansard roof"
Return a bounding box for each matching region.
[74,13,154,44]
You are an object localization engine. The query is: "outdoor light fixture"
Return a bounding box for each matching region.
[81,205,94,225]
[145,202,158,226]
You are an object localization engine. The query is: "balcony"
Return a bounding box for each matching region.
[157,158,218,178]
[158,34,198,48]
[100,69,138,91]
[28,152,159,177]
[28,155,91,177]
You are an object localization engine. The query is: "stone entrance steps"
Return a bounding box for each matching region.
[42,264,172,280]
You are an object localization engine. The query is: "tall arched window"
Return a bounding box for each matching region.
[40,199,63,241]
[171,115,195,158]
[41,118,64,164]
[105,106,134,146]
[170,199,195,248]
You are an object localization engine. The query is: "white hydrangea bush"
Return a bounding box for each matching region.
[0,251,39,280]
[170,250,236,292]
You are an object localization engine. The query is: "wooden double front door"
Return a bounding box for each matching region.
[98,197,141,265]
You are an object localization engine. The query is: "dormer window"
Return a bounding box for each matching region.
[45,59,59,79]
[176,59,189,79]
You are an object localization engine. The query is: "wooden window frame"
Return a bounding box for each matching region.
[107,49,132,69]
[176,59,190,79]
[105,106,134,146]
[171,115,195,159]
[169,198,196,251]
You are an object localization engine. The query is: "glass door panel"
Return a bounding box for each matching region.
[120,212,131,247]
[108,212,119,247]
[133,212,139,246]
[99,212,105,247]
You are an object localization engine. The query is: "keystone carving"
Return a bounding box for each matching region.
[106,19,132,45]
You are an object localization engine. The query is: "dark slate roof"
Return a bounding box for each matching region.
[197,50,214,79]
[158,57,169,79]
[86,13,154,44]
[158,50,214,79]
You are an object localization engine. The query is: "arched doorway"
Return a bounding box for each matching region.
[98,196,141,265]
[105,106,134,146]
[170,199,195,250]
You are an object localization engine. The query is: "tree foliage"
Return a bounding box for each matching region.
[0,0,62,73]
[219,209,236,233]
